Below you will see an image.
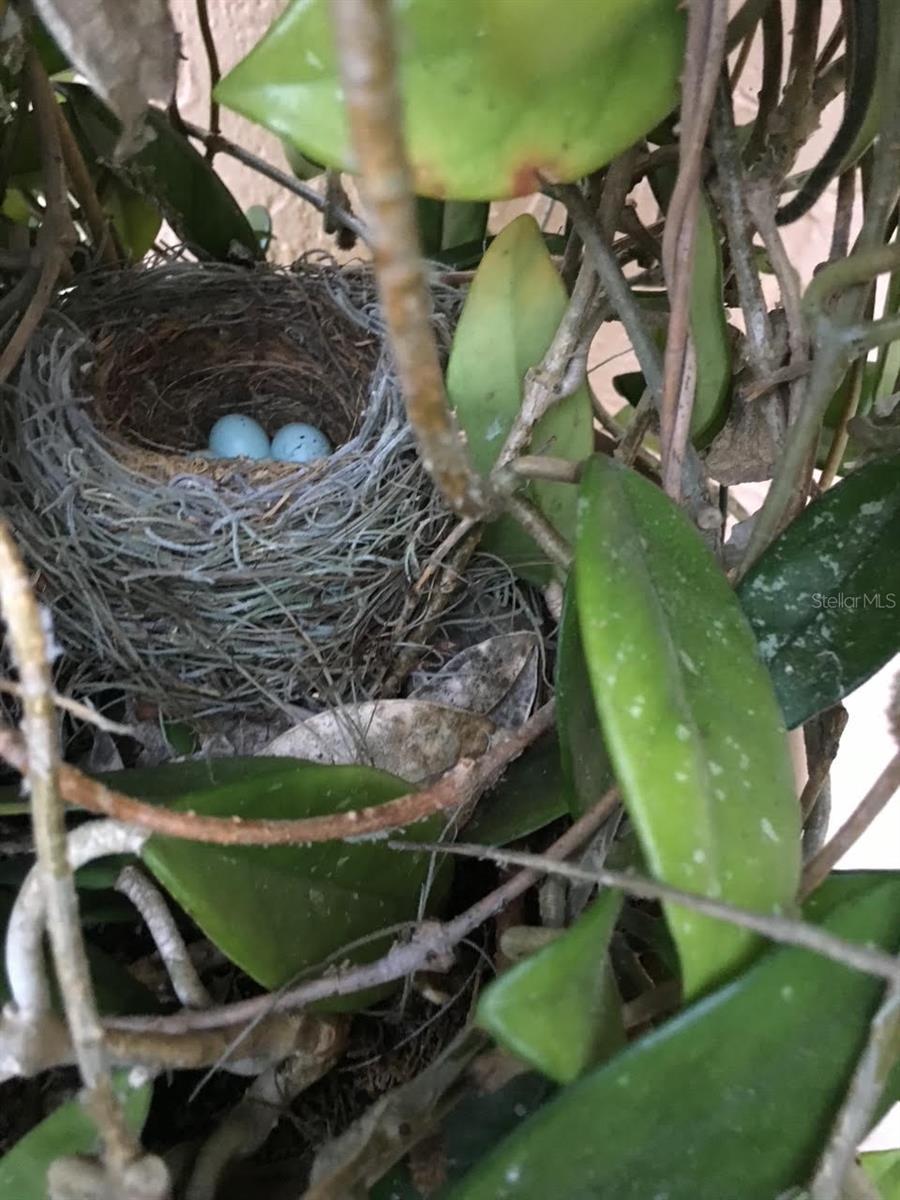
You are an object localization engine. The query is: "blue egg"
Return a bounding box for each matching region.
[271,422,333,464]
[207,414,271,460]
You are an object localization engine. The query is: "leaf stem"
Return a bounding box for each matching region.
[329,0,488,518]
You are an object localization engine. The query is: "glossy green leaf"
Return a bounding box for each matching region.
[0,1073,151,1200]
[466,732,570,846]
[556,572,615,818]
[216,0,684,201]
[739,455,900,729]
[59,84,258,260]
[477,893,623,1083]
[141,762,449,1001]
[446,215,593,583]
[576,455,800,996]
[448,872,900,1200]
[863,1149,900,1199]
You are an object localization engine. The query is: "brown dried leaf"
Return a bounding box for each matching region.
[410,632,540,727]
[262,700,494,784]
[32,0,177,147]
[702,391,785,485]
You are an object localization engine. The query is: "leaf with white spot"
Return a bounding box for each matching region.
[739,454,900,729]
[263,700,494,783]
[575,455,800,997]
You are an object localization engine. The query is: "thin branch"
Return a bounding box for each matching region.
[659,0,728,500]
[195,0,221,159]
[493,261,602,469]
[0,525,140,1173]
[810,978,900,1200]
[801,750,900,898]
[180,118,370,245]
[329,0,488,518]
[54,105,120,266]
[502,494,573,572]
[115,866,212,1010]
[0,702,555,846]
[710,77,778,377]
[744,0,783,165]
[0,51,76,388]
[829,168,857,263]
[0,679,132,735]
[104,787,621,1035]
[396,842,900,985]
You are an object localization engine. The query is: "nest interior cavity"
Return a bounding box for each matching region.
[1,258,532,720]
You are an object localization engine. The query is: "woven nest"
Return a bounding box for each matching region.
[1,258,535,719]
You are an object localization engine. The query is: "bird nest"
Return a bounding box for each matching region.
[1,258,534,719]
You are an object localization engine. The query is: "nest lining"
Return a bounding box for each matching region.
[1,258,534,718]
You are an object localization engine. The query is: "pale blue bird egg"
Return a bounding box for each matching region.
[271,422,332,464]
[207,414,271,460]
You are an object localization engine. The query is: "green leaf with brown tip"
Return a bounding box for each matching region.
[216,0,684,201]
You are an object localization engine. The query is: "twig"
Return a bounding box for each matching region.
[180,119,369,245]
[801,705,848,820]
[550,182,663,399]
[329,0,488,518]
[494,261,602,469]
[829,168,857,263]
[54,105,120,266]
[0,679,132,735]
[186,1046,346,1200]
[115,866,212,1010]
[0,525,140,1173]
[105,787,621,1035]
[0,51,76,388]
[819,354,865,487]
[615,388,657,468]
[502,494,572,572]
[0,702,555,845]
[396,842,900,986]
[710,77,777,378]
[746,181,809,422]
[195,0,221,160]
[801,751,900,898]
[659,0,728,500]
[809,978,900,1200]
[743,0,783,165]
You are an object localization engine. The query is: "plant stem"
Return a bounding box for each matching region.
[329,0,488,518]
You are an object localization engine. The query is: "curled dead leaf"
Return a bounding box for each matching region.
[263,700,494,784]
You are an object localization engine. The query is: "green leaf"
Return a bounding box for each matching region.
[477,892,624,1083]
[576,455,800,996]
[140,761,449,1002]
[441,202,490,255]
[102,178,161,261]
[372,1068,553,1200]
[556,572,615,818]
[59,83,258,260]
[446,214,593,583]
[0,1073,151,1200]
[465,732,570,846]
[739,455,900,729]
[447,872,900,1200]
[216,0,685,201]
[863,1149,900,1199]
